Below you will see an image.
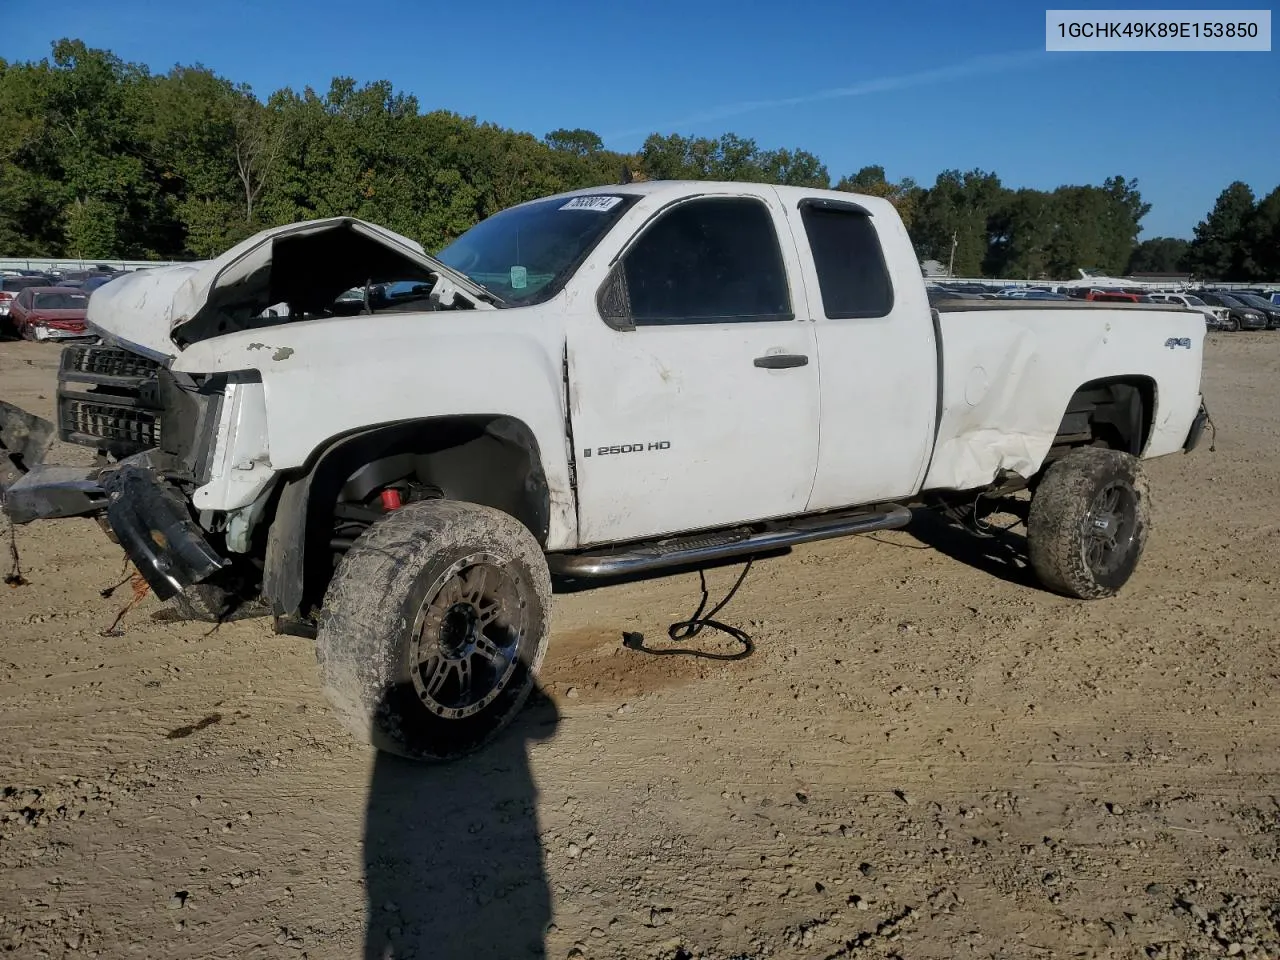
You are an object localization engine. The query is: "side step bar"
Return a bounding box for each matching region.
[548,503,913,578]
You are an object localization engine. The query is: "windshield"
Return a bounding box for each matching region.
[34,292,88,309]
[434,194,640,306]
[1233,293,1268,308]
[1215,294,1243,307]
[1184,296,1206,306]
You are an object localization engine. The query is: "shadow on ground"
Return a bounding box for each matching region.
[903,509,1039,589]
[363,688,561,960]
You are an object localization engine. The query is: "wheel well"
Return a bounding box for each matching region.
[1050,377,1156,458]
[262,415,551,622]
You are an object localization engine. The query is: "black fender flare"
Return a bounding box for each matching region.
[262,416,551,623]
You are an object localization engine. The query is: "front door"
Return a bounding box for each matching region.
[567,191,821,546]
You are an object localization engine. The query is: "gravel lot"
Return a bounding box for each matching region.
[1,333,1278,960]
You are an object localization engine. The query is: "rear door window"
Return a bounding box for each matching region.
[798,200,894,319]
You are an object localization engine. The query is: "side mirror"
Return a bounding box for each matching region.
[596,263,634,332]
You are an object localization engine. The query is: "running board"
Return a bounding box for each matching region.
[548,504,913,578]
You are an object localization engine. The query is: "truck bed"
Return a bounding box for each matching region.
[921,300,1205,492]
[929,298,1197,314]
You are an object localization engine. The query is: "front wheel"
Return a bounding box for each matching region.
[1027,447,1151,600]
[315,500,551,761]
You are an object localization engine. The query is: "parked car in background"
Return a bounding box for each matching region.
[1214,291,1280,330]
[1082,290,1153,303]
[56,272,123,291]
[1196,291,1268,331]
[1000,289,1070,300]
[926,285,986,303]
[0,275,53,321]
[1147,293,1234,330]
[8,287,91,340]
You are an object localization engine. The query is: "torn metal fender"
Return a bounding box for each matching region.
[0,401,55,494]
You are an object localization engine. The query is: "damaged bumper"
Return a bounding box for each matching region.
[1,404,227,601]
[3,464,108,523]
[99,464,227,600]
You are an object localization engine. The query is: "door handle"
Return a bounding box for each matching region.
[753,353,809,369]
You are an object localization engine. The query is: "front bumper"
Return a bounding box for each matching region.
[3,464,107,523]
[3,459,227,601]
[31,326,92,341]
[99,464,228,600]
[1,404,227,601]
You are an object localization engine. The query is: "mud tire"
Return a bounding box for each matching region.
[1027,447,1151,600]
[315,499,551,761]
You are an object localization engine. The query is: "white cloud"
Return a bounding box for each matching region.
[603,48,1060,143]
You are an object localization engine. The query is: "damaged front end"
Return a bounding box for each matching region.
[0,342,234,601]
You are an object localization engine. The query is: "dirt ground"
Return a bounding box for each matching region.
[1,332,1279,960]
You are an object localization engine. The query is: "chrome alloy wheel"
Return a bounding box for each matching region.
[408,553,527,720]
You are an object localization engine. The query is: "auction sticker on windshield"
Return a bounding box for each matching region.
[560,196,624,211]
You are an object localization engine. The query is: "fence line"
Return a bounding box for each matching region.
[0,257,183,273]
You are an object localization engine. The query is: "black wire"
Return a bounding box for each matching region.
[622,559,755,660]
[4,521,28,587]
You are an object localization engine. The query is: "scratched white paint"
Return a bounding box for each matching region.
[173,307,578,549]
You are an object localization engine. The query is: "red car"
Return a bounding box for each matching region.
[9,287,91,341]
[1081,290,1155,303]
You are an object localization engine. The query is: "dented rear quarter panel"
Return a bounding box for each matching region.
[922,304,1205,491]
[171,306,577,549]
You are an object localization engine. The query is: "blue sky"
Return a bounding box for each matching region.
[6,0,1277,238]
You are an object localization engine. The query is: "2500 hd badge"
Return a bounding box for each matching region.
[583,441,671,457]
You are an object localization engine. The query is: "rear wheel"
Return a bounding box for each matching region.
[1027,447,1150,600]
[315,499,551,761]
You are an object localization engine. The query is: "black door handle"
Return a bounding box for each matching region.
[753,353,809,369]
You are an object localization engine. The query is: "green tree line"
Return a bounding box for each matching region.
[1,40,1275,281]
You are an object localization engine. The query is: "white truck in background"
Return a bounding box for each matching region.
[1,180,1211,761]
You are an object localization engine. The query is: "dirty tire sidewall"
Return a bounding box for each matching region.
[315,500,551,762]
[1027,447,1151,600]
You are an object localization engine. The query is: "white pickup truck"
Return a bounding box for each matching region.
[0,180,1211,761]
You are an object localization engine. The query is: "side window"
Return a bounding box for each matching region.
[799,201,894,319]
[15,289,31,308]
[619,197,792,325]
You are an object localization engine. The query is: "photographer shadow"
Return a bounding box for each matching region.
[363,686,560,960]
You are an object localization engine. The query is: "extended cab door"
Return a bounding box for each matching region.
[781,195,939,510]
[566,189,821,546]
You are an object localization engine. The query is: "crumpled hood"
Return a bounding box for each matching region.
[84,217,496,357]
[86,263,204,359]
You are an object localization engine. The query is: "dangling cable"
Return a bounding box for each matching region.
[5,522,28,587]
[622,559,755,661]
